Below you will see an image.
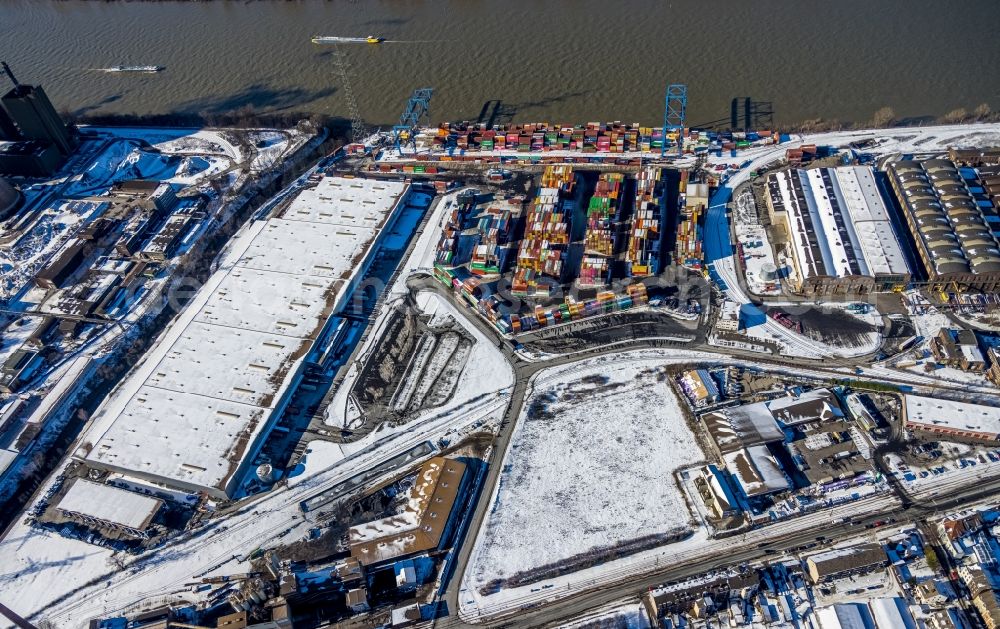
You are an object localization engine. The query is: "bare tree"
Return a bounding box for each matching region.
[871,106,896,128]
[940,107,968,124]
[973,103,992,120]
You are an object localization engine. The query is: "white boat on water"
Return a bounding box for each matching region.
[311,35,384,44]
[102,65,164,73]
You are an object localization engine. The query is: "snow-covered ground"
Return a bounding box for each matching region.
[464,355,709,608]
[0,357,510,628]
[558,600,651,629]
[84,127,248,163]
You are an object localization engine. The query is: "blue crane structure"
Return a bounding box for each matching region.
[393,88,434,154]
[662,84,688,157]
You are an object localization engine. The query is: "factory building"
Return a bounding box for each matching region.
[886,159,1000,292]
[903,395,1000,442]
[0,176,20,218]
[0,139,62,177]
[931,328,986,372]
[1,62,75,156]
[723,445,790,498]
[765,167,910,295]
[805,543,887,584]
[0,63,74,176]
[82,176,410,499]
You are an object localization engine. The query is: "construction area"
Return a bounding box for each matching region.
[345,294,474,431]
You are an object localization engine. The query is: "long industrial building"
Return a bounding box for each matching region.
[903,394,1000,442]
[886,159,1000,291]
[82,176,411,499]
[766,166,911,295]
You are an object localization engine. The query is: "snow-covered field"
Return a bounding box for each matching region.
[466,358,706,593]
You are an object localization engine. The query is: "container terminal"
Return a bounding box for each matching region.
[5,72,1000,629]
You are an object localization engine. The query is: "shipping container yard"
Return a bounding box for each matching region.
[9,52,1000,629]
[427,164,679,337]
[376,122,784,168]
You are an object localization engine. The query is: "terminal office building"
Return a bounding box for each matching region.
[886,159,1000,292]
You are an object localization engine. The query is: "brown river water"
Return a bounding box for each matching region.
[1,0,998,128]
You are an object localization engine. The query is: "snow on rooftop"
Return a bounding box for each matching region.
[0,448,17,476]
[196,267,336,339]
[279,177,403,229]
[776,167,909,282]
[868,597,915,629]
[904,395,1000,437]
[240,218,377,279]
[87,385,268,489]
[767,388,843,426]
[803,169,860,277]
[816,604,869,629]
[832,167,910,277]
[58,480,161,530]
[85,176,408,496]
[723,445,789,497]
[144,322,308,407]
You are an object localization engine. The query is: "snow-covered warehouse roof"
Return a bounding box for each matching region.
[723,445,790,497]
[350,457,466,566]
[704,388,844,454]
[58,479,162,531]
[768,388,843,426]
[903,395,1000,440]
[770,167,910,282]
[703,402,783,453]
[85,177,409,498]
[815,604,869,629]
[868,597,915,629]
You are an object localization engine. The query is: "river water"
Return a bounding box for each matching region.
[2,0,998,128]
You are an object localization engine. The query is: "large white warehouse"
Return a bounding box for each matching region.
[82,176,411,499]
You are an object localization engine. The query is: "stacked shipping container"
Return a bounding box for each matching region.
[469,206,513,276]
[512,166,575,295]
[579,172,624,288]
[424,123,781,157]
[626,167,663,277]
[436,264,651,335]
[503,283,649,334]
[675,172,705,269]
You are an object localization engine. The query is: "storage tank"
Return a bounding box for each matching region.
[0,177,20,219]
[256,463,274,483]
[760,262,779,282]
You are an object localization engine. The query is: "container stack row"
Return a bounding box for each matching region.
[469,206,513,277]
[626,167,663,277]
[422,123,783,157]
[579,172,624,288]
[434,121,663,154]
[502,283,649,334]
[434,200,467,266]
[675,172,706,270]
[512,166,575,295]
